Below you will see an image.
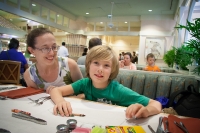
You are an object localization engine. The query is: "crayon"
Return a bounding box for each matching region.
[11,109,31,116]
[70,113,85,117]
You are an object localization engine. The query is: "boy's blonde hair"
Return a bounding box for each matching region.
[85,45,119,80]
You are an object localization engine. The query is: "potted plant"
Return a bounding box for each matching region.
[174,45,192,70]
[163,48,175,67]
[163,46,192,70]
[175,18,200,75]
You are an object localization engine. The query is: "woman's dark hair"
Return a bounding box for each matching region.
[26,27,53,49]
[8,38,19,49]
[124,52,132,59]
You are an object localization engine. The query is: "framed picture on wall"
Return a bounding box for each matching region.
[145,37,165,59]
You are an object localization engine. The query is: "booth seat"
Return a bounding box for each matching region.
[78,65,198,99]
[136,65,175,73]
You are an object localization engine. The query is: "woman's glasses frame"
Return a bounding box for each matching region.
[34,46,57,54]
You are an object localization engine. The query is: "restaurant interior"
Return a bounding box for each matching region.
[0,0,199,66]
[0,1,200,133]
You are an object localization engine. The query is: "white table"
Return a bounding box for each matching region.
[0,92,165,133]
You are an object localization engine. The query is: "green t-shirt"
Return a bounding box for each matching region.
[72,78,149,107]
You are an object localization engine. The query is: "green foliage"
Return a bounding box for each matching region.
[175,18,200,74]
[163,48,175,67]
[174,45,192,70]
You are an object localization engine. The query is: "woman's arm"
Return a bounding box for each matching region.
[50,85,74,116]
[68,58,83,82]
[24,64,29,71]
[119,60,124,68]
[23,69,38,88]
[130,63,137,70]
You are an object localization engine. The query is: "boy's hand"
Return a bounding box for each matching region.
[125,104,150,119]
[53,100,72,117]
[143,67,148,71]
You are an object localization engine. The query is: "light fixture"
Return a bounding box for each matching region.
[100,22,103,24]
[57,15,59,17]
[10,19,12,21]
[86,13,89,14]
[108,2,114,28]
[32,4,36,6]
[124,22,127,23]
[148,10,152,12]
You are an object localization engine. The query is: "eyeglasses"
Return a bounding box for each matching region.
[35,46,57,53]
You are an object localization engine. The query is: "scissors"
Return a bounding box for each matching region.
[174,121,189,133]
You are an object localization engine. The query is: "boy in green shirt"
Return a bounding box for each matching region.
[50,45,161,119]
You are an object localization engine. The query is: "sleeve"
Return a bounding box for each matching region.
[66,48,69,56]
[118,84,150,107]
[71,78,86,95]
[20,53,27,65]
[0,51,6,60]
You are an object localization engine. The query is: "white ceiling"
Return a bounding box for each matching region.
[45,0,179,18]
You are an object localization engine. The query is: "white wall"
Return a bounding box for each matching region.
[138,15,176,66]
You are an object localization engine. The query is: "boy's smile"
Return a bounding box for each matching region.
[89,60,112,89]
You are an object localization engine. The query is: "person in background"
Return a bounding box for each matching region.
[82,48,88,56]
[50,45,161,119]
[119,52,137,70]
[24,27,83,94]
[0,38,28,75]
[119,53,124,61]
[57,42,69,57]
[131,51,138,64]
[143,53,160,72]
[77,38,102,65]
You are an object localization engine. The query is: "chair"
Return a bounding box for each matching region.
[0,60,21,85]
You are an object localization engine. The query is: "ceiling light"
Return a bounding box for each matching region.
[124,22,127,23]
[32,4,36,6]
[108,15,112,18]
[57,15,59,17]
[148,10,152,12]
[86,13,89,14]
[100,22,103,24]
[10,19,12,21]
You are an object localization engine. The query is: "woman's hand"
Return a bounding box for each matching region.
[53,100,72,117]
[119,60,125,68]
[125,104,150,119]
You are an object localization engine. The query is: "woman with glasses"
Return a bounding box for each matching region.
[24,28,83,94]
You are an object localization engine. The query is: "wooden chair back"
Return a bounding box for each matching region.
[0,60,21,84]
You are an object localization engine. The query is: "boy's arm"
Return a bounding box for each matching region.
[126,99,161,119]
[50,85,75,117]
[143,66,148,71]
[145,99,162,116]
